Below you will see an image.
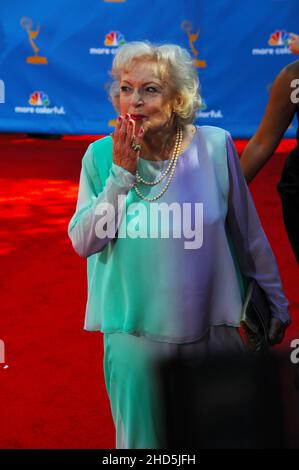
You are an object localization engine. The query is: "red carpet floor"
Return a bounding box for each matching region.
[0,133,298,449]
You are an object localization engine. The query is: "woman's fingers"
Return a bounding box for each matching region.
[113,116,123,142]
[138,126,145,139]
[112,113,146,173]
[121,114,144,154]
[113,115,123,153]
[117,114,128,155]
[114,115,123,137]
[114,113,144,145]
[112,114,139,172]
[132,126,145,151]
[125,118,135,149]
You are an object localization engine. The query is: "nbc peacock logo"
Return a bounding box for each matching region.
[29,90,50,106]
[14,90,65,115]
[104,31,126,47]
[252,29,292,56]
[90,31,126,55]
[268,30,290,47]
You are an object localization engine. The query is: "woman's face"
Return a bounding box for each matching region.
[119,59,176,133]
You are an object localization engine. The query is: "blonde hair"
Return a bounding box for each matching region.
[108,41,201,126]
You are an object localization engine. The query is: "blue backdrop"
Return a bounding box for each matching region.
[0,0,298,137]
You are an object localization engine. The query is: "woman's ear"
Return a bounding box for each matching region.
[173,94,183,109]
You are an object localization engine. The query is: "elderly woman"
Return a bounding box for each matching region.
[68,41,290,449]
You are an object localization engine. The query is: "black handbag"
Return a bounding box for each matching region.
[225,223,272,352]
[240,278,271,352]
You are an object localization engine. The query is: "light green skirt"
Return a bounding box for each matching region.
[103,326,245,449]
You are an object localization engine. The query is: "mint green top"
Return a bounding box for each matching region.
[68,126,290,343]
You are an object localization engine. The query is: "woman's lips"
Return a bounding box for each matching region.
[130,115,146,121]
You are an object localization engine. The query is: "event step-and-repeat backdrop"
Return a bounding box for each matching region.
[0,0,298,137]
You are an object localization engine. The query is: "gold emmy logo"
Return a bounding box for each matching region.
[181,21,207,68]
[108,119,118,127]
[21,17,48,64]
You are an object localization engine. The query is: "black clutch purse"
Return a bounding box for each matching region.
[240,278,271,352]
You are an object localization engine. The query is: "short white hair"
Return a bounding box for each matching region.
[108,41,201,126]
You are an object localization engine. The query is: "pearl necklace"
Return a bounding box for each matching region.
[133,127,183,202]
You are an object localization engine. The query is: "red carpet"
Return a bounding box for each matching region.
[0,133,298,448]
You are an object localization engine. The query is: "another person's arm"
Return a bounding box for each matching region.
[226,132,291,344]
[289,33,299,55]
[240,65,297,183]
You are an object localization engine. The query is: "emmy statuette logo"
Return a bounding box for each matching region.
[181,21,207,69]
[20,17,48,65]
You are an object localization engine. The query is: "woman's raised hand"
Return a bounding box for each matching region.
[111,113,145,175]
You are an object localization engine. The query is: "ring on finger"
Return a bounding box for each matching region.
[131,142,141,152]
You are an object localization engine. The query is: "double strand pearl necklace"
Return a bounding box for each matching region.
[133,126,183,202]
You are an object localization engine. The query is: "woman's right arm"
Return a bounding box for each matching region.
[240,64,297,183]
[68,115,143,258]
[67,143,136,258]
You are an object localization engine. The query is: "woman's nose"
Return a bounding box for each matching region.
[132,91,143,106]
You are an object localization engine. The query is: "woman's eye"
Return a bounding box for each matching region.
[146,87,157,93]
[120,86,131,92]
